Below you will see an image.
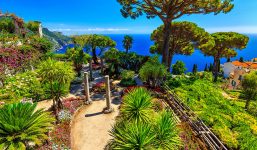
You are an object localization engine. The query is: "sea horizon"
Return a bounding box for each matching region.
[56,33,257,72]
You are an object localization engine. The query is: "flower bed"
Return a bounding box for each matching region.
[38,97,83,150]
[92,81,115,93]
[92,63,101,70]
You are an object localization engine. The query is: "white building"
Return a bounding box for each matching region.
[223,60,257,89]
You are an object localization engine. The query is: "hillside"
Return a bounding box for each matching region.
[43,28,72,49]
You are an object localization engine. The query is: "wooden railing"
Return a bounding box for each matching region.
[154,84,228,150]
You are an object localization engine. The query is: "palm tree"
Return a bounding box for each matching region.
[122,35,133,54]
[241,71,257,110]
[121,87,153,123]
[0,103,54,150]
[153,111,181,150]
[37,59,75,119]
[109,121,155,149]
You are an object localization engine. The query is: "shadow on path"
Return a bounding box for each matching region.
[85,112,103,117]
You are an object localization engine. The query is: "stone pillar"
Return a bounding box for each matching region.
[38,23,43,38]
[89,59,93,81]
[100,57,104,74]
[103,75,113,113]
[84,72,92,105]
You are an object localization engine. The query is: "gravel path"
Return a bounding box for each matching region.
[71,91,121,150]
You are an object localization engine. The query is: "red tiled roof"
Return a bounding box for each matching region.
[232,61,257,69]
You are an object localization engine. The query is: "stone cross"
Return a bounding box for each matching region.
[84,72,92,105]
[103,75,113,113]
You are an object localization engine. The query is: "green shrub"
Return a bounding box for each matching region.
[139,56,167,88]
[0,103,54,149]
[172,61,187,75]
[0,17,15,33]
[26,21,40,34]
[171,78,257,149]
[120,70,136,86]
[52,53,68,60]
[4,71,45,102]
[30,36,53,53]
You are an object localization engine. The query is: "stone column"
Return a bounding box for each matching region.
[84,72,92,105]
[103,75,113,113]
[100,57,104,75]
[89,59,93,81]
[38,23,43,38]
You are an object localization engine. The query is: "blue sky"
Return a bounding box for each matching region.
[1,0,257,35]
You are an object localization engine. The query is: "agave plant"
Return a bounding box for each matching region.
[153,110,181,150]
[109,121,155,150]
[0,103,54,150]
[121,87,153,123]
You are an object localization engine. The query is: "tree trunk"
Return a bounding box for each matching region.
[213,57,219,82]
[162,22,172,66]
[126,48,128,54]
[92,48,98,64]
[53,99,59,123]
[57,98,63,110]
[245,99,251,110]
[167,50,174,72]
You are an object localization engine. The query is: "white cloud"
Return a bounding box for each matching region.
[206,26,257,34]
[49,28,129,34]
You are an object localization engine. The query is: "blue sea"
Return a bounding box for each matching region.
[56,34,257,72]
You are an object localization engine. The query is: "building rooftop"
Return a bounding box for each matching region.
[232,61,257,69]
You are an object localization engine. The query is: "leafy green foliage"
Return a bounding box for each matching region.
[109,121,155,150]
[122,35,133,53]
[170,77,257,149]
[0,103,54,150]
[72,34,116,63]
[120,70,136,87]
[119,52,148,73]
[139,56,167,88]
[202,32,249,82]
[109,88,181,149]
[29,36,54,53]
[51,53,68,60]
[0,17,15,33]
[151,21,214,70]
[241,71,257,110]
[26,21,40,34]
[104,48,121,78]
[117,0,233,67]
[121,88,153,123]
[172,61,186,75]
[153,111,181,150]
[66,47,91,76]
[192,64,198,74]
[4,71,45,102]
[117,0,233,20]
[37,59,75,116]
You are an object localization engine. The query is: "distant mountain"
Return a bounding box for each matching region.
[42,28,72,49]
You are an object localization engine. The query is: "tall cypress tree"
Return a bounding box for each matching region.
[209,63,213,72]
[204,64,208,72]
[192,64,198,74]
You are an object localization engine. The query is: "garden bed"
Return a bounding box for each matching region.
[38,97,84,150]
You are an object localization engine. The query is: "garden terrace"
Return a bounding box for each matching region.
[167,76,257,149]
[156,84,228,150]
